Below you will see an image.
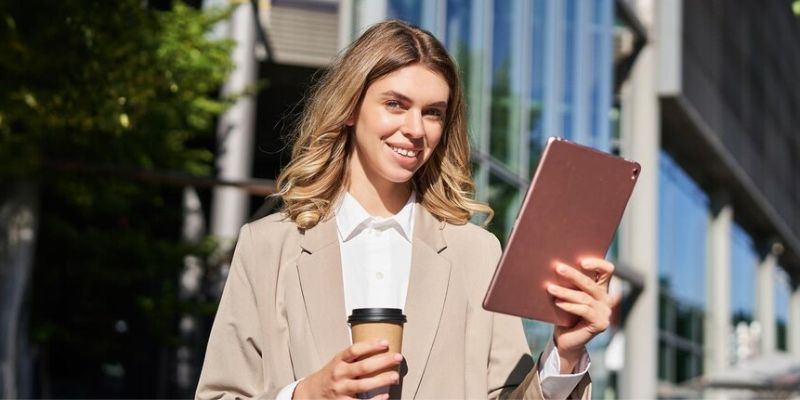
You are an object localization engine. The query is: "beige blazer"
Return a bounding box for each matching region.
[196,205,591,399]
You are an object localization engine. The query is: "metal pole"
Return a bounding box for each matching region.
[0,182,39,398]
[208,1,258,288]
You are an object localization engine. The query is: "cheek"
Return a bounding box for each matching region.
[358,110,398,138]
[426,127,444,154]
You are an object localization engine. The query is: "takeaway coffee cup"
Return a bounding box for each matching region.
[347,308,406,374]
[348,308,406,398]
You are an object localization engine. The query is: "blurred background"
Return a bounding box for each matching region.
[1,0,799,398]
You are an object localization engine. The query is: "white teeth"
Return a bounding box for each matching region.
[389,145,419,158]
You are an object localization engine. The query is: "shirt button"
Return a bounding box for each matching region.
[376,272,384,280]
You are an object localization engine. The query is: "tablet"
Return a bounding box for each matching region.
[482,137,640,326]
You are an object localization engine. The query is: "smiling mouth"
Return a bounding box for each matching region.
[388,145,420,158]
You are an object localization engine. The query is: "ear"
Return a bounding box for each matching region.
[345,115,355,126]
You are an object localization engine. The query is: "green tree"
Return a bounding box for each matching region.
[0,0,234,397]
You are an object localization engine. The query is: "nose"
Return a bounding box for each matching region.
[402,109,425,139]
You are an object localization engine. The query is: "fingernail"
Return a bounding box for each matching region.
[391,372,399,383]
[557,264,567,274]
[379,339,389,347]
[547,284,557,294]
[394,353,403,362]
[585,259,601,269]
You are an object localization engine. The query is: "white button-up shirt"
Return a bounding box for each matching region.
[336,191,415,315]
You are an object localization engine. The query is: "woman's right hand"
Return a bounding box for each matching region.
[292,339,403,399]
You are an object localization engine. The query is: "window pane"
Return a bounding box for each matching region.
[489,0,514,167]
[528,0,547,175]
[657,151,708,383]
[658,151,708,308]
[522,319,551,357]
[588,0,613,151]
[775,268,790,351]
[387,0,423,25]
[658,291,671,331]
[675,302,695,340]
[777,320,787,352]
[675,348,693,383]
[487,173,518,243]
[658,339,671,381]
[730,223,757,325]
[445,0,473,95]
[560,0,576,140]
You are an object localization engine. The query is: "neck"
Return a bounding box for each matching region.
[347,158,412,217]
[348,182,411,217]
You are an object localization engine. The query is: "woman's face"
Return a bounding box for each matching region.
[348,64,449,191]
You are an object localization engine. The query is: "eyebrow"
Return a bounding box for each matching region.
[380,90,448,109]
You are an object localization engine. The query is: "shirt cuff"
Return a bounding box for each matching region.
[538,337,590,400]
[276,378,303,400]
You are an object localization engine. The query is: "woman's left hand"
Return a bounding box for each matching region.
[546,258,615,373]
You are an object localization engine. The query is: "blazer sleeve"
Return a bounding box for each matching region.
[487,313,592,400]
[196,224,281,400]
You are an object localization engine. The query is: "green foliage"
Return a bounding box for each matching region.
[0,0,234,177]
[0,0,236,396]
[794,0,800,16]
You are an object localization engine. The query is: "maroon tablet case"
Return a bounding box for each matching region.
[482,137,640,326]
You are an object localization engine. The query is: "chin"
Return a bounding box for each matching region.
[382,169,416,185]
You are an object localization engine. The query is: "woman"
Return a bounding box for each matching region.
[196,20,613,399]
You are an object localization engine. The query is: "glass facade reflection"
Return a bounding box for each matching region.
[527,0,547,165]
[658,151,708,383]
[775,268,790,351]
[489,0,516,168]
[730,223,757,324]
[387,0,423,26]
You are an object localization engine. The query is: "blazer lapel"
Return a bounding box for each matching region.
[401,206,451,398]
[296,216,351,365]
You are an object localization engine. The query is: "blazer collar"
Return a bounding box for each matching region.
[296,202,451,398]
[409,201,447,253]
[296,214,350,367]
[299,213,339,253]
[401,205,450,397]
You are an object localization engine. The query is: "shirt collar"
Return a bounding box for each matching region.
[335,191,416,242]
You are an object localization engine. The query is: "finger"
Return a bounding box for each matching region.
[347,370,400,395]
[547,283,595,306]
[367,394,390,400]
[347,352,403,378]
[555,262,604,299]
[554,300,610,332]
[340,339,390,363]
[580,258,615,286]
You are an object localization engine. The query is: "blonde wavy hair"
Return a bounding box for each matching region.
[276,20,493,229]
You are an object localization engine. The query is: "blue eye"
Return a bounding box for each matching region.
[386,100,401,109]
